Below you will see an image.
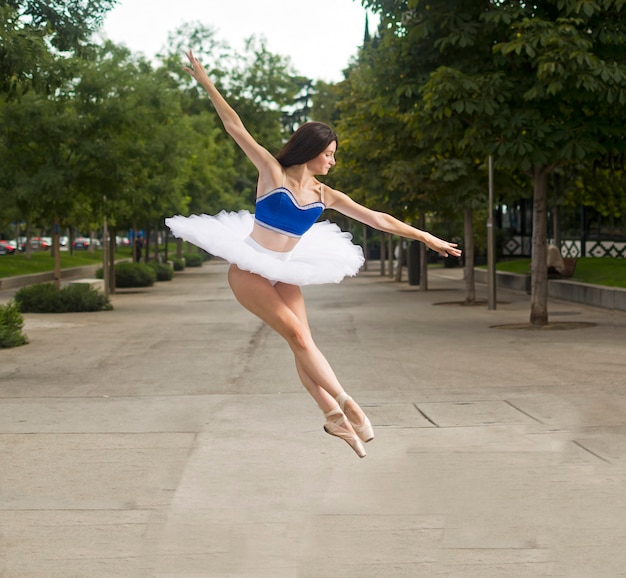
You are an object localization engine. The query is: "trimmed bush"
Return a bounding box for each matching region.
[0,301,28,348]
[113,262,156,288]
[183,252,204,267]
[171,257,185,271]
[148,261,173,281]
[14,283,112,313]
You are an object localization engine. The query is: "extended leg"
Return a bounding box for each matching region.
[228,265,371,436]
[228,265,344,412]
[227,266,367,456]
[274,282,372,438]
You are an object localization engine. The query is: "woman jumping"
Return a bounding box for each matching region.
[166,50,462,458]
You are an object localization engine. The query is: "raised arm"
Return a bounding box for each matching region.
[184,50,279,178]
[325,187,462,258]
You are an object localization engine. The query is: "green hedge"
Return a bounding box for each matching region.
[0,301,28,348]
[183,252,204,267]
[148,261,174,281]
[97,262,156,287]
[171,257,185,271]
[14,283,112,313]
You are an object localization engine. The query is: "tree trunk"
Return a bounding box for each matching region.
[176,238,183,260]
[380,231,386,275]
[108,228,116,294]
[552,204,561,249]
[144,226,151,262]
[53,216,61,290]
[153,225,160,263]
[530,166,551,326]
[388,235,394,279]
[132,221,138,263]
[362,224,368,271]
[419,214,428,291]
[394,241,404,282]
[464,207,476,304]
[25,222,31,260]
[552,172,561,249]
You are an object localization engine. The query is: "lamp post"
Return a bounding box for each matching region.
[102,196,109,298]
[487,155,497,310]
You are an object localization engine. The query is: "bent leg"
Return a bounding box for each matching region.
[274,281,372,432]
[228,265,344,412]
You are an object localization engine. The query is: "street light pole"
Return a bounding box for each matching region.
[102,196,109,298]
[487,155,497,310]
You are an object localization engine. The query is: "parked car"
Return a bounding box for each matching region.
[73,237,102,250]
[72,237,91,250]
[17,236,51,251]
[0,240,16,255]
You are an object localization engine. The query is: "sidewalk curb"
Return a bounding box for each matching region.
[474,267,626,311]
[0,265,104,291]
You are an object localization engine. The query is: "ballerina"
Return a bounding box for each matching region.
[166,50,462,458]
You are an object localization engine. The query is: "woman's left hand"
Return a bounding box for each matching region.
[424,233,462,258]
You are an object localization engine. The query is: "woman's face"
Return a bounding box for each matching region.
[308,141,337,175]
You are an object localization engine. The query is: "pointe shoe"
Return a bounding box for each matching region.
[323,408,366,458]
[336,392,374,443]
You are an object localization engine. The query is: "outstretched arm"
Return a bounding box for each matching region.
[325,187,461,258]
[184,50,278,177]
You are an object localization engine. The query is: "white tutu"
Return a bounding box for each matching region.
[165,210,364,285]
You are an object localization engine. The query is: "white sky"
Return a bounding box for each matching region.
[100,0,379,83]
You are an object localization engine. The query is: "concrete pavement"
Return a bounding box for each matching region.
[1,262,625,577]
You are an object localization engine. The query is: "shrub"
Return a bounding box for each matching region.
[148,261,173,281]
[114,262,156,288]
[171,257,185,271]
[183,252,204,267]
[14,283,58,312]
[14,283,112,313]
[0,301,28,348]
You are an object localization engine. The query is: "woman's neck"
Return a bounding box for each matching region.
[284,165,315,189]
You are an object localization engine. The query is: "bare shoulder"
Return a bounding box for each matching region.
[256,160,287,197]
[320,185,381,226]
[321,185,354,209]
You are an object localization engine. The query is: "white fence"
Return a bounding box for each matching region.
[503,236,626,258]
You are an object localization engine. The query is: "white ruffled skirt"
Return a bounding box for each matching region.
[165,210,364,285]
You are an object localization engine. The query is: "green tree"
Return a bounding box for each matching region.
[70,44,193,280]
[165,24,310,205]
[331,26,450,287]
[0,86,82,276]
[363,0,626,325]
[1,0,117,96]
[0,0,118,278]
[6,0,118,51]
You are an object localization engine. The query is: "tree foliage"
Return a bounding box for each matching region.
[357,0,626,324]
[1,15,315,283]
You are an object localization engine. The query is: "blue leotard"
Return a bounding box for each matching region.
[254,186,325,238]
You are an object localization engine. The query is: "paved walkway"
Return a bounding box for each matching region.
[1,262,625,577]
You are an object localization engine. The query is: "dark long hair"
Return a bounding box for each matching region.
[276,122,338,167]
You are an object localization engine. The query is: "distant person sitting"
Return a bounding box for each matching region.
[547,244,565,276]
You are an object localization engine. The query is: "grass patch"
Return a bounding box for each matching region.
[480,257,626,288]
[573,257,626,288]
[494,258,531,275]
[0,248,134,278]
